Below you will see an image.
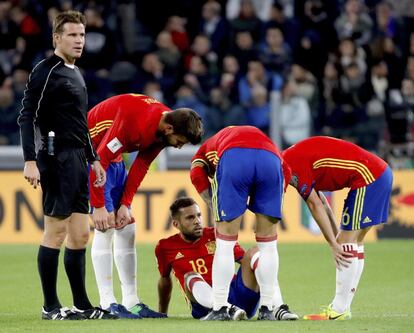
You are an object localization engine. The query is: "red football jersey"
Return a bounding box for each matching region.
[190,126,290,193]
[282,136,388,199]
[88,94,171,207]
[155,227,245,290]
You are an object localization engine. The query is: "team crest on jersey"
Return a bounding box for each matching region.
[205,241,216,254]
[107,137,123,153]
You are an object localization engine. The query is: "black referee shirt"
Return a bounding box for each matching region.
[18,54,98,162]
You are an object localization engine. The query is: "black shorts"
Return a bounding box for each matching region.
[37,148,89,217]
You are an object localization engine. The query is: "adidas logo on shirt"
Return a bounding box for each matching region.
[175,252,184,259]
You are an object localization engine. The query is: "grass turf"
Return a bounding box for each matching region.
[0,240,413,333]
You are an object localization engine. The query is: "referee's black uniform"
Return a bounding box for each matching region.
[18,54,99,217]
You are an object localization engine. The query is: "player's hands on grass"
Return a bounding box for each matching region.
[331,242,351,269]
[92,160,106,187]
[93,206,112,231]
[23,161,40,189]
[115,204,131,229]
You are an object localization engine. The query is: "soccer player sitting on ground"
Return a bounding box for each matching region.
[88,93,203,318]
[155,197,299,320]
[282,136,393,320]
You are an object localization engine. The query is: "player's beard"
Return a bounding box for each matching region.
[182,230,202,242]
[157,131,173,147]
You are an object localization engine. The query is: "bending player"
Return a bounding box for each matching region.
[88,93,203,318]
[155,197,298,320]
[189,126,309,320]
[282,136,393,320]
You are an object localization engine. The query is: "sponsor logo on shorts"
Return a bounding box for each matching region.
[362,216,372,223]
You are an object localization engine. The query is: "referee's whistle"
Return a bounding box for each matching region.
[48,131,55,156]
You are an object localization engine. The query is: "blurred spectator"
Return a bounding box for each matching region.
[373,1,401,42]
[334,0,373,46]
[165,15,190,53]
[279,80,312,148]
[370,36,404,88]
[264,2,301,51]
[199,1,229,57]
[228,0,263,43]
[238,60,283,107]
[245,84,271,133]
[0,86,19,145]
[185,34,218,74]
[338,38,367,76]
[137,52,176,102]
[183,55,218,103]
[173,84,207,122]
[143,81,164,103]
[227,0,273,22]
[259,26,291,75]
[204,87,246,137]
[289,63,319,122]
[9,5,42,67]
[77,6,116,107]
[155,30,182,72]
[0,1,19,75]
[230,31,258,74]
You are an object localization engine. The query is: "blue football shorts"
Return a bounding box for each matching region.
[341,166,393,231]
[190,268,260,319]
[211,148,284,222]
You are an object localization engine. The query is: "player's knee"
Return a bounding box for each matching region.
[67,230,90,249]
[184,272,204,291]
[43,228,67,248]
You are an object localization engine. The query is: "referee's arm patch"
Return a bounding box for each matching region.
[107,137,123,153]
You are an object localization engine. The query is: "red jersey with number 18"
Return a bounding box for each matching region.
[155,227,244,290]
[282,136,387,199]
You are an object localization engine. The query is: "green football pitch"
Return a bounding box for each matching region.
[0,240,413,333]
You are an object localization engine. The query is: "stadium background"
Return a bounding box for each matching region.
[0,1,413,332]
[0,0,413,241]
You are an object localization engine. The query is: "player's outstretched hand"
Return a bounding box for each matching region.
[92,160,106,187]
[331,242,351,270]
[115,205,131,229]
[23,161,40,189]
[93,206,111,231]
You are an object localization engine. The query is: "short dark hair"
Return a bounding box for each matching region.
[169,197,197,219]
[53,10,86,34]
[165,108,203,144]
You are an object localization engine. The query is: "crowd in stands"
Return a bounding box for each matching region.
[0,0,413,167]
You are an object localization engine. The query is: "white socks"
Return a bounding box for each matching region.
[186,274,213,309]
[91,228,116,309]
[255,238,278,310]
[91,224,139,309]
[332,243,359,313]
[114,223,140,309]
[346,244,365,310]
[212,236,236,310]
[250,249,284,309]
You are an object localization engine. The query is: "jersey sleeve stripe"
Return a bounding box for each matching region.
[313,158,375,182]
[192,158,209,167]
[90,124,112,138]
[89,120,113,134]
[313,158,375,184]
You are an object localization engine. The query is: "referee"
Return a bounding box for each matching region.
[18,11,116,320]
